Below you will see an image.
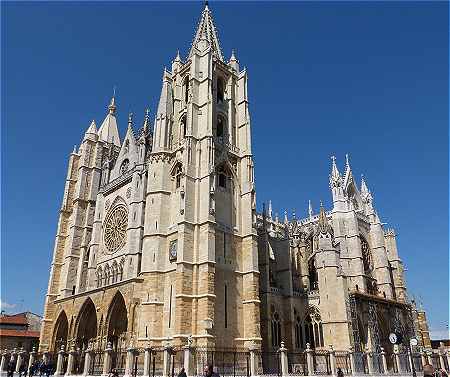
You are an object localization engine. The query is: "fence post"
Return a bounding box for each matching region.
[248,343,258,377]
[163,346,172,377]
[279,341,288,377]
[83,343,94,376]
[306,343,314,376]
[124,345,136,377]
[143,346,151,377]
[439,351,446,371]
[54,345,66,376]
[365,348,373,375]
[407,349,414,374]
[15,348,25,373]
[393,346,401,374]
[380,347,388,375]
[0,351,8,371]
[28,346,37,375]
[329,345,336,377]
[348,347,356,376]
[102,342,113,376]
[183,344,194,377]
[66,344,77,376]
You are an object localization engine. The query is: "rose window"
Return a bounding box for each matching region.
[103,205,128,253]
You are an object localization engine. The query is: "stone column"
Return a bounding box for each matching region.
[28,347,37,375]
[380,347,388,375]
[365,348,373,375]
[1,352,8,372]
[15,348,24,373]
[407,350,414,374]
[439,352,446,371]
[393,346,400,374]
[54,346,66,376]
[102,343,113,376]
[65,345,77,376]
[83,346,94,376]
[329,345,336,377]
[248,343,259,377]
[348,348,356,376]
[143,347,151,377]
[279,342,288,377]
[421,352,427,368]
[163,347,172,377]
[306,343,314,376]
[124,346,136,377]
[183,346,194,377]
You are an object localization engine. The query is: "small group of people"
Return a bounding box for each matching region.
[5,360,53,377]
[177,364,219,377]
[424,364,449,377]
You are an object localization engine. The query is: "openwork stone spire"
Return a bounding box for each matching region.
[329,155,342,188]
[189,3,224,61]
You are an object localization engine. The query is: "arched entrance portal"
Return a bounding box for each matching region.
[106,292,128,351]
[52,311,69,352]
[76,298,97,350]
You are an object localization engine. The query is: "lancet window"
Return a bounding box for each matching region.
[302,308,324,349]
[271,312,282,348]
[217,77,225,104]
[361,236,373,274]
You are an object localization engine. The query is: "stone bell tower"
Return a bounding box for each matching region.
[139,3,261,348]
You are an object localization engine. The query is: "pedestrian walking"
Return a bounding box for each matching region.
[423,364,435,377]
[337,367,344,377]
[203,364,220,377]
[7,361,15,377]
[178,367,187,377]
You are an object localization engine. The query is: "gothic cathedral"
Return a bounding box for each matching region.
[39,4,429,356]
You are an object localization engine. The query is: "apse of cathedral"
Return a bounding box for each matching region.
[39,4,430,354]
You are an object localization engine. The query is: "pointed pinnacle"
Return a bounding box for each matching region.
[128,112,133,128]
[108,93,117,115]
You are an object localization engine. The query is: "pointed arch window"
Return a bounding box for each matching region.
[120,159,130,175]
[308,258,318,290]
[271,312,282,348]
[173,164,182,189]
[96,267,103,288]
[302,309,324,349]
[216,116,226,140]
[295,316,303,349]
[183,76,190,104]
[180,115,187,139]
[217,77,225,104]
[361,236,373,274]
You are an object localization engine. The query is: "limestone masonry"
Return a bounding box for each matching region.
[39,4,430,359]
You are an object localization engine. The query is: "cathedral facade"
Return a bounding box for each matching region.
[39,4,426,357]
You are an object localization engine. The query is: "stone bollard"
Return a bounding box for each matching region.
[55,345,67,376]
[348,347,356,376]
[102,342,113,376]
[65,344,77,376]
[163,346,172,377]
[306,343,314,376]
[15,348,25,373]
[279,341,288,377]
[1,352,8,372]
[380,347,388,375]
[421,352,427,368]
[83,345,94,376]
[183,345,194,377]
[365,347,374,375]
[28,346,37,375]
[329,345,336,377]
[407,349,414,374]
[248,343,259,377]
[143,347,151,377]
[439,351,446,371]
[393,345,401,374]
[124,346,136,377]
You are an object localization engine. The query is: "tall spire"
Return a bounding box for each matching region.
[142,108,150,133]
[308,200,313,220]
[361,174,369,196]
[329,155,342,188]
[98,95,121,147]
[343,153,354,188]
[268,200,273,219]
[189,2,224,61]
[317,201,330,234]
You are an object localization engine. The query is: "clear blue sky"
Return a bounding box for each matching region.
[2,2,448,333]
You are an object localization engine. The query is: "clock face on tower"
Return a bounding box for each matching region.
[103,205,128,254]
